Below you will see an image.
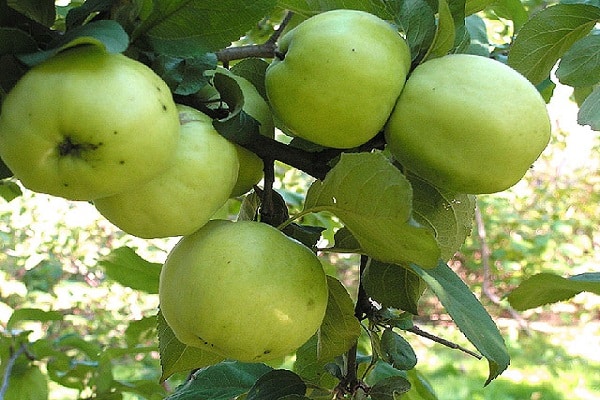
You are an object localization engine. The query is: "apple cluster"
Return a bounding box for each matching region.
[265,9,551,194]
[0,45,275,239]
[0,44,329,363]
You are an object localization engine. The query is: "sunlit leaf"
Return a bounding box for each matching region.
[409,174,475,261]
[158,312,224,382]
[410,262,509,385]
[507,4,600,84]
[507,272,600,311]
[99,247,162,294]
[305,153,440,268]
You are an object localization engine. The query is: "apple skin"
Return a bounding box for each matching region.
[265,9,411,149]
[0,45,180,200]
[384,54,551,194]
[159,219,329,362]
[214,68,275,197]
[93,105,239,239]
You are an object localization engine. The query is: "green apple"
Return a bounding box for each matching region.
[0,45,180,200]
[385,54,551,194]
[214,67,275,197]
[159,219,329,362]
[265,9,411,149]
[93,105,239,239]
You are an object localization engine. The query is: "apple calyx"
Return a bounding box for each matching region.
[58,136,100,157]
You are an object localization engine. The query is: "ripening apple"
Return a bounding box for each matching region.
[265,9,412,149]
[385,54,551,194]
[0,45,180,200]
[159,219,329,362]
[214,67,275,197]
[93,105,239,239]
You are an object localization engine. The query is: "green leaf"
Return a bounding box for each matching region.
[369,375,411,400]
[0,180,21,202]
[0,28,38,56]
[465,14,490,56]
[489,0,528,33]
[578,85,600,130]
[423,0,455,60]
[137,0,277,57]
[332,227,362,253]
[556,34,600,87]
[392,0,437,62]
[304,153,440,268]
[18,20,129,66]
[465,0,495,15]
[247,369,306,400]
[230,58,270,100]
[409,174,476,262]
[166,361,273,400]
[98,247,162,294]
[153,53,217,95]
[507,4,600,84]
[409,262,510,385]
[507,272,600,311]
[6,308,63,330]
[158,311,224,382]
[362,260,426,315]
[2,363,49,400]
[317,276,361,362]
[380,328,418,370]
[65,0,114,30]
[7,0,55,27]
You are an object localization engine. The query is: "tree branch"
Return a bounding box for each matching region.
[406,325,483,359]
[215,11,294,64]
[0,344,26,398]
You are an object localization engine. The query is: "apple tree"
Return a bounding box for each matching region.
[0,0,599,399]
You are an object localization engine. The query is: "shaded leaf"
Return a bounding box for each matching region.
[0,181,21,202]
[556,34,600,87]
[369,375,411,400]
[231,58,270,100]
[380,329,418,370]
[166,361,272,400]
[362,260,426,314]
[7,0,55,27]
[247,369,306,400]
[18,20,129,66]
[99,247,161,294]
[153,53,218,95]
[507,272,600,311]
[578,85,600,130]
[507,4,600,84]
[1,363,48,400]
[138,0,277,57]
[410,262,509,385]
[318,276,361,362]
[158,311,224,381]
[0,28,38,56]
[305,153,440,268]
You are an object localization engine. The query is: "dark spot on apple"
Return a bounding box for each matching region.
[63,183,69,187]
[58,136,100,157]
[119,160,125,165]
[306,298,315,309]
[113,131,118,135]
[161,103,168,112]
[263,349,271,355]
